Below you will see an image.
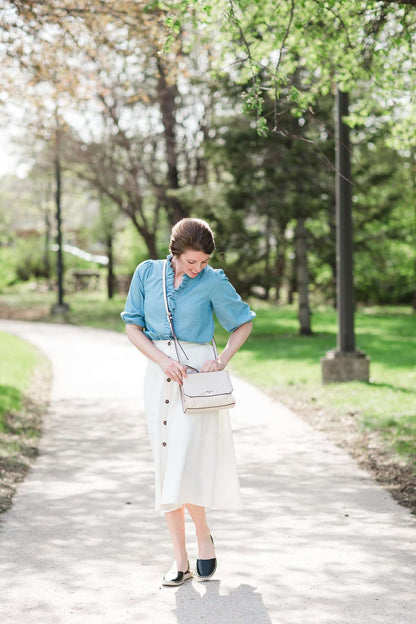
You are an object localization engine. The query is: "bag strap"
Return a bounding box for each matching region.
[162,260,189,366]
[162,259,218,367]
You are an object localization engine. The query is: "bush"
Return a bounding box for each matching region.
[1,235,107,290]
[0,246,18,292]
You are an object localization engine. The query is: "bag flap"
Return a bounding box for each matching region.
[182,370,233,397]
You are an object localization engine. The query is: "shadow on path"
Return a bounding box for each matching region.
[173,582,272,624]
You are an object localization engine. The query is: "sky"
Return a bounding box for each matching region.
[0,129,29,178]
[0,130,19,176]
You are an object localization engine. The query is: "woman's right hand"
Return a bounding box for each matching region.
[159,355,187,385]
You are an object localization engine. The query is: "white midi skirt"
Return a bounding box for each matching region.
[144,340,243,513]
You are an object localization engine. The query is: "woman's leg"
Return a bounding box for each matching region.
[164,506,189,571]
[185,504,215,559]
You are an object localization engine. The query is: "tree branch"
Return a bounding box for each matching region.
[273,0,296,131]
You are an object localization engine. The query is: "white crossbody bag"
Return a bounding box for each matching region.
[162,260,236,414]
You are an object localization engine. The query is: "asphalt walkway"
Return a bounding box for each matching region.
[0,319,415,624]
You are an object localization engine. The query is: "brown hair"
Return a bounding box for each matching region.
[169,218,215,256]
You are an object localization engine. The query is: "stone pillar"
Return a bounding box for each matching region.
[321,349,370,384]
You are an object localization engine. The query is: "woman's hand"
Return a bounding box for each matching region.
[200,358,225,373]
[200,322,253,373]
[159,355,187,385]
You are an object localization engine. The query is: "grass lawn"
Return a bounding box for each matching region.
[1,284,415,466]
[0,331,40,432]
[215,305,416,465]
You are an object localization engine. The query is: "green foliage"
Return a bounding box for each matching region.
[0,247,17,292]
[12,237,50,282]
[1,235,104,287]
[0,237,51,288]
[352,131,415,304]
[194,75,335,300]
[2,0,416,311]
[164,0,416,145]
[115,222,160,275]
[168,181,266,299]
[0,386,22,431]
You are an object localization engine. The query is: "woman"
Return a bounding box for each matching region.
[121,218,255,586]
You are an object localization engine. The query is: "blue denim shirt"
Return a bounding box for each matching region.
[121,254,255,342]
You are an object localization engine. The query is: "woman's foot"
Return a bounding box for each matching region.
[197,532,215,559]
[196,535,217,581]
[162,560,193,587]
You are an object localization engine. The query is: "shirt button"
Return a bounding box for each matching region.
[167,341,171,346]
[165,399,169,404]
[162,442,167,447]
[167,378,171,382]
[163,421,167,425]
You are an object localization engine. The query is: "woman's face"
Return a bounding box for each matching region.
[175,249,210,278]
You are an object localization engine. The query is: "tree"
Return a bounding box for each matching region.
[196,72,334,333]
[165,1,416,142]
[0,1,222,258]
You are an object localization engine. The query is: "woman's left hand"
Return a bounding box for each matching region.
[200,359,225,372]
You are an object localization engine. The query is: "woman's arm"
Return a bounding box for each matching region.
[200,321,253,372]
[125,324,187,385]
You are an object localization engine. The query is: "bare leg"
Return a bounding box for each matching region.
[185,504,215,559]
[164,506,188,571]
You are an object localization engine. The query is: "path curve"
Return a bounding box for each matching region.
[0,320,415,624]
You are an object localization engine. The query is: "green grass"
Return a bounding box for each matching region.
[0,332,39,432]
[1,285,415,464]
[215,304,416,464]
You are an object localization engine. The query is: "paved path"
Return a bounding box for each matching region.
[0,319,415,624]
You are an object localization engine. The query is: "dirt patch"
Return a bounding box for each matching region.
[0,304,51,322]
[280,392,416,516]
[0,358,52,515]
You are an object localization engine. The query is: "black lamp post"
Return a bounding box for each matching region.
[336,89,355,353]
[51,124,69,314]
[321,88,369,383]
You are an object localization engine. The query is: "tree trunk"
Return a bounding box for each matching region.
[273,248,286,303]
[157,59,186,225]
[295,218,312,335]
[273,222,288,303]
[44,202,51,278]
[128,211,158,259]
[263,214,272,300]
[412,150,416,313]
[106,232,114,300]
[287,254,297,305]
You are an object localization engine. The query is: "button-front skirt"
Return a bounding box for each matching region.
[144,340,243,513]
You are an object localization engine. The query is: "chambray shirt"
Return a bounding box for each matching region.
[121,254,255,342]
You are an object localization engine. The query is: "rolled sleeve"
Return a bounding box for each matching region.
[210,269,256,333]
[120,263,147,327]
